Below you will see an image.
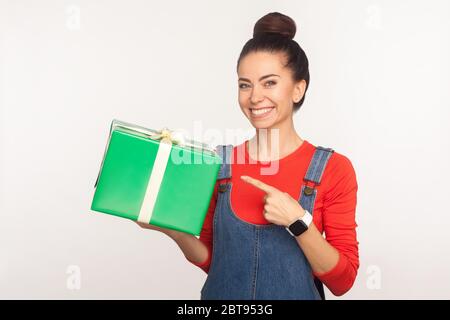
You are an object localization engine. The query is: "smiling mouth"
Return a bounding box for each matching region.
[250,106,275,116]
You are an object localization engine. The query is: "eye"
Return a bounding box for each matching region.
[265,80,276,87]
[239,83,250,89]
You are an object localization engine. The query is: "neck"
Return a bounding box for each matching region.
[248,117,303,162]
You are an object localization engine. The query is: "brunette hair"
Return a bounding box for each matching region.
[237,12,310,111]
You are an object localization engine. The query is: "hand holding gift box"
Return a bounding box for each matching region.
[91,119,222,236]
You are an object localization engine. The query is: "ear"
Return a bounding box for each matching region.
[293,80,307,103]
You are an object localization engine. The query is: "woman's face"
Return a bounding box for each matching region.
[237,51,306,129]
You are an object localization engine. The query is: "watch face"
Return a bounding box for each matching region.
[289,220,308,236]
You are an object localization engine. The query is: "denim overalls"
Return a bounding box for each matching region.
[200,144,335,300]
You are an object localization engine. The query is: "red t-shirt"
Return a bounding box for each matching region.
[189,139,359,296]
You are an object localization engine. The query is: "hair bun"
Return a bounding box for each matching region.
[253,12,296,40]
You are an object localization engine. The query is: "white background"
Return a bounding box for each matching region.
[1,0,449,299]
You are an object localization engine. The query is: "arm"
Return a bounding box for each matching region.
[171,232,210,265]
[136,181,217,271]
[185,182,217,272]
[294,222,340,275]
[295,155,359,296]
[135,222,209,264]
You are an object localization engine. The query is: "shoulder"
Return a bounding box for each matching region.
[328,150,356,177]
[317,146,358,194]
[307,141,355,176]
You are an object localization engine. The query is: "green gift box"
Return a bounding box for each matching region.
[90,119,222,235]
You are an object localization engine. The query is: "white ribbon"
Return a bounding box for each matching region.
[137,128,188,224]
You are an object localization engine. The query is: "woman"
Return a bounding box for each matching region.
[138,12,359,300]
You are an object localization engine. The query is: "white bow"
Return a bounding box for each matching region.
[148,127,187,146]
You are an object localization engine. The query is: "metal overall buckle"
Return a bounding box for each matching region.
[303,179,318,196]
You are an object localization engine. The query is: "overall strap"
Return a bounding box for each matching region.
[300,145,334,300]
[215,144,233,180]
[305,146,335,185]
[301,146,335,201]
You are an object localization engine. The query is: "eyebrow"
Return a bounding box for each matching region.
[238,74,280,83]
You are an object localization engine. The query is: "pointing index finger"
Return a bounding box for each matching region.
[240,175,276,194]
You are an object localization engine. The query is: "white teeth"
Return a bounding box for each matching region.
[251,107,273,115]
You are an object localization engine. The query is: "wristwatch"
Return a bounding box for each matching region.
[286,210,313,237]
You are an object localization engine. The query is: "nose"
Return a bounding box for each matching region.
[250,86,265,105]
